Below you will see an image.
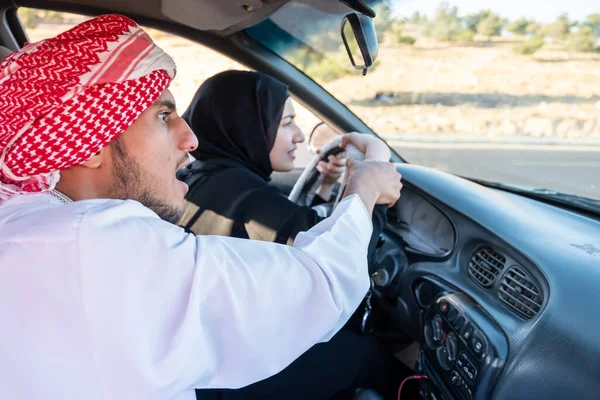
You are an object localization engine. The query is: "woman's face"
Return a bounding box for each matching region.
[269,98,305,172]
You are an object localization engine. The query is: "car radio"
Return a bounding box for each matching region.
[419,293,508,400]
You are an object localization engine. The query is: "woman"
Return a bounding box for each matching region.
[178,70,387,255]
[179,71,403,400]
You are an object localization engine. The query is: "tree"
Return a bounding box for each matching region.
[423,2,462,42]
[477,13,505,39]
[582,13,600,37]
[373,3,394,31]
[543,13,576,40]
[507,18,530,36]
[409,11,428,24]
[565,26,597,52]
[464,10,491,32]
[372,3,394,42]
[41,11,66,24]
[526,22,543,36]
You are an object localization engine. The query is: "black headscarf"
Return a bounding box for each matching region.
[183,70,289,180]
[178,70,387,258]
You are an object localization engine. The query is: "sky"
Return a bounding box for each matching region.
[387,0,600,23]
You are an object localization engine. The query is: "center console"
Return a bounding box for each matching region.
[418,293,508,400]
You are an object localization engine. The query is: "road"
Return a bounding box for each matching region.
[391,142,600,200]
[295,141,600,200]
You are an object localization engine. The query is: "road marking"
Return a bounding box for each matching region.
[389,141,600,151]
[511,161,600,167]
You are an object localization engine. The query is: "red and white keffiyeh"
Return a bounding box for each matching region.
[0,14,175,203]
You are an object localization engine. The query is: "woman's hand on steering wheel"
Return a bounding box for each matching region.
[315,152,346,201]
[316,152,347,185]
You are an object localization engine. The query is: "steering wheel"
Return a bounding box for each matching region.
[288,136,365,210]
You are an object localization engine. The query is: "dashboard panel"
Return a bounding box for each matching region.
[388,188,455,258]
[374,164,600,400]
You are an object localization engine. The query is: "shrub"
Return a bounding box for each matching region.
[303,58,347,83]
[397,35,417,45]
[513,36,545,55]
[453,29,475,43]
[564,26,597,53]
[390,22,416,45]
[287,48,349,83]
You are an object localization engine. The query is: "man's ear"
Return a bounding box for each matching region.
[78,148,106,169]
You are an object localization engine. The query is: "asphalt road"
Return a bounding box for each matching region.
[392,142,600,200]
[295,142,600,200]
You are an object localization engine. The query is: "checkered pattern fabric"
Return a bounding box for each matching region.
[0,14,175,202]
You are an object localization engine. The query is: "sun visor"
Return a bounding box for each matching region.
[161,0,290,32]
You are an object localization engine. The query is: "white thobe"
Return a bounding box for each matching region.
[0,192,372,400]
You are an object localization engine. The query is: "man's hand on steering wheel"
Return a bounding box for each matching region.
[288,133,401,210]
[341,132,391,162]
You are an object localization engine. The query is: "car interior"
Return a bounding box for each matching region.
[1,1,600,399]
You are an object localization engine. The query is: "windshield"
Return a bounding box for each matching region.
[246,0,600,201]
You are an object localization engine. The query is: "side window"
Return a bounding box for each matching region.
[142,28,247,111]
[16,8,323,167]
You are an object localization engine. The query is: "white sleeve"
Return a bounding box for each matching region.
[77,194,372,397]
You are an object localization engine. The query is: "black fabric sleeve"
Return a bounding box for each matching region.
[182,167,387,260]
[309,194,329,207]
[240,187,325,245]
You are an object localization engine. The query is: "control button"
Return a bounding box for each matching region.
[436,345,455,371]
[447,308,458,323]
[457,353,478,382]
[371,269,390,288]
[461,362,477,382]
[461,323,474,341]
[439,300,450,314]
[461,383,473,400]
[444,332,458,363]
[451,370,461,386]
[432,315,444,342]
[470,332,487,359]
[453,315,465,331]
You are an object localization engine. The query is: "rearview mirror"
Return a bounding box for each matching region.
[341,13,379,76]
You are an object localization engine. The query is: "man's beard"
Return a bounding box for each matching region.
[110,137,182,224]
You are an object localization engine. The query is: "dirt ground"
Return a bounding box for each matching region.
[325,41,600,139]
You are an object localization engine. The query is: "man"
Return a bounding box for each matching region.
[0,14,402,400]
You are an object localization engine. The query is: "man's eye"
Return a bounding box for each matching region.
[159,111,171,122]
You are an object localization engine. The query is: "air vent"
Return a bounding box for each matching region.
[468,246,506,288]
[498,266,543,319]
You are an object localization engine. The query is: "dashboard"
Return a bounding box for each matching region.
[370,164,600,400]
